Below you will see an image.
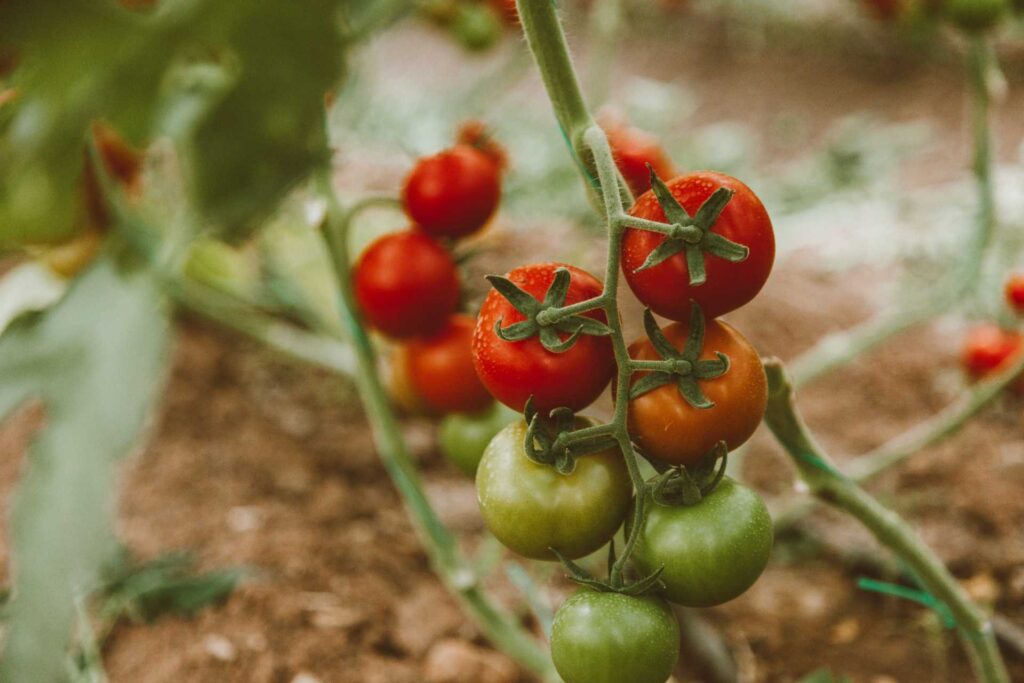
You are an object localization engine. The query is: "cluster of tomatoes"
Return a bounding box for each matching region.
[960,274,1024,392]
[859,0,1013,30]
[353,126,516,472]
[467,149,775,681]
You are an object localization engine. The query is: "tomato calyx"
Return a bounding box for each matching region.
[632,169,749,286]
[486,267,611,353]
[649,442,729,506]
[629,305,731,408]
[522,400,618,474]
[551,544,667,596]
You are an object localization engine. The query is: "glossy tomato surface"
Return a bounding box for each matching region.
[605,123,675,198]
[475,420,631,560]
[473,263,615,413]
[354,230,460,339]
[631,477,772,607]
[438,402,519,476]
[1005,274,1024,314]
[622,171,774,320]
[396,314,494,414]
[627,316,766,465]
[403,144,501,239]
[550,589,680,683]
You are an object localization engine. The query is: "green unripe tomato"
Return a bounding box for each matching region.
[475,420,632,560]
[451,3,501,51]
[438,403,518,476]
[631,477,773,607]
[943,0,1009,30]
[550,589,680,683]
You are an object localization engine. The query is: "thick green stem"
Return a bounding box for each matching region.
[789,36,999,388]
[316,175,557,681]
[763,360,1009,683]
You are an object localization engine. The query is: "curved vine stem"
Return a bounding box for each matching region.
[314,173,558,682]
[763,360,1009,683]
[789,35,1000,389]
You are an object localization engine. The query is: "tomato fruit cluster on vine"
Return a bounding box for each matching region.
[467,125,775,682]
[353,127,513,471]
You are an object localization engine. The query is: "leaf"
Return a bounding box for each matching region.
[0,0,350,246]
[0,258,170,681]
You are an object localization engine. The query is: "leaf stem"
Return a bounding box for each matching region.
[763,360,1009,683]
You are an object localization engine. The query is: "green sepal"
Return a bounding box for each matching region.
[493,319,535,343]
[704,231,749,262]
[643,309,679,360]
[618,567,666,596]
[650,443,729,507]
[635,237,686,273]
[541,267,572,308]
[677,376,714,410]
[486,275,540,316]
[628,371,674,400]
[540,325,582,354]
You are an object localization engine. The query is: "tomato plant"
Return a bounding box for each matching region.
[630,477,772,607]
[403,144,502,239]
[475,419,631,560]
[621,171,775,321]
[394,314,494,415]
[605,121,675,198]
[438,402,518,476]
[353,230,460,338]
[626,310,767,466]
[472,263,615,413]
[549,589,680,683]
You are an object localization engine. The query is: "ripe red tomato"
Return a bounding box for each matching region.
[621,171,774,321]
[961,324,1023,386]
[472,263,615,413]
[488,0,519,24]
[403,145,501,239]
[456,119,508,171]
[394,315,494,414]
[1005,274,1024,315]
[627,317,767,465]
[605,122,675,198]
[354,230,460,339]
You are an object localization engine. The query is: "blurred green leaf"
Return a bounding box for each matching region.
[0,257,170,682]
[797,668,853,683]
[0,0,349,246]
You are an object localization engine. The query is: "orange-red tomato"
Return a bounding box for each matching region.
[627,318,767,465]
[961,324,1024,391]
[605,123,675,198]
[403,145,501,240]
[396,315,494,415]
[1005,274,1024,315]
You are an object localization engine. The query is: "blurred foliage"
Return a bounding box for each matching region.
[0,257,170,682]
[0,0,351,247]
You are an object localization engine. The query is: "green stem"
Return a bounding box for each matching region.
[788,36,1000,389]
[535,294,608,325]
[316,174,557,681]
[775,344,1024,533]
[763,360,1009,683]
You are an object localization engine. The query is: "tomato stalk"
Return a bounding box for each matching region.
[763,360,1010,683]
[315,174,560,682]
[788,35,1002,389]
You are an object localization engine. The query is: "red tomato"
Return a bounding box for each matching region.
[626,317,767,465]
[621,171,774,321]
[403,145,501,239]
[472,263,615,414]
[456,119,508,171]
[1005,274,1024,315]
[605,123,675,198]
[961,324,1024,385]
[488,0,519,24]
[354,230,460,339]
[395,315,494,414]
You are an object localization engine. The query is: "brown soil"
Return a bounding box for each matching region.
[3,9,1024,683]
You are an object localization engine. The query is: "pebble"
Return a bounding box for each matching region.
[203,634,236,662]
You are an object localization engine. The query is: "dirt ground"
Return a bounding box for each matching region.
[3,8,1024,683]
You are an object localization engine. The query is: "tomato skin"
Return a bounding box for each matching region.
[472,263,615,414]
[1005,274,1024,314]
[475,420,632,560]
[943,0,1008,30]
[605,123,675,198]
[961,324,1024,391]
[403,145,501,239]
[627,318,766,465]
[395,314,494,415]
[354,230,460,339]
[488,0,519,24]
[622,172,774,321]
[550,589,680,683]
[438,402,519,476]
[631,477,772,607]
